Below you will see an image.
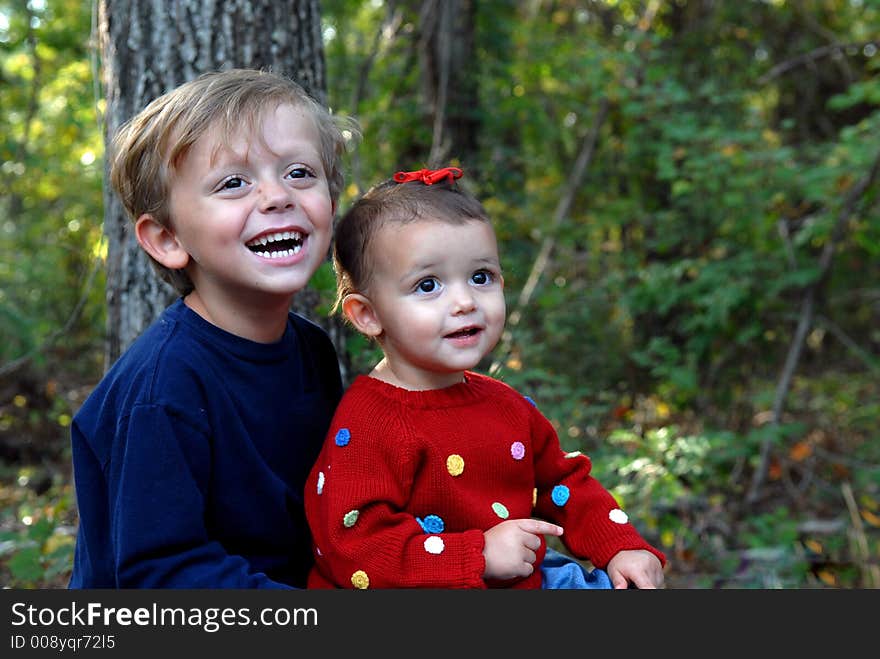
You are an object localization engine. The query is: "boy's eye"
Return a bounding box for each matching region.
[471,270,493,285]
[218,176,247,191]
[416,278,440,294]
[286,166,315,180]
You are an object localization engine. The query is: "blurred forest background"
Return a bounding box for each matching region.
[1,0,878,589]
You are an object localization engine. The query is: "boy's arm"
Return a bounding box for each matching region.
[528,405,666,571]
[305,414,487,589]
[110,404,291,588]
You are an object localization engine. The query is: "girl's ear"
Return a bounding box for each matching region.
[341,293,382,337]
[134,214,190,270]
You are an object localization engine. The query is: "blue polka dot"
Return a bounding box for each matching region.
[551,485,570,506]
[524,395,537,407]
[335,428,351,446]
[416,515,445,534]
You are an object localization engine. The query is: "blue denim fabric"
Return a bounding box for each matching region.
[540,547,613,589]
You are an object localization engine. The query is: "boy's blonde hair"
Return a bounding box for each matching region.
[110,68,358,295]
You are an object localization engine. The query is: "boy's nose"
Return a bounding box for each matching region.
[258,181,294,212]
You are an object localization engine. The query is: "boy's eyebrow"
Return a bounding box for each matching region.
[208,137,321,168]
[208,142,249,168]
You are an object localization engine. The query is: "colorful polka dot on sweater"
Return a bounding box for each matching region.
[564,451,582,459]
[510,441,525,460]
[316,471,325,494]
[343,510,360,527]
[609,508,629,524]
[532,488,537,506]
[492,502,509,519]
[446,454,465,476]
[551,485,570,506]
[424,536,445,555]
[335,428,351,446]
[351,570,369,589]
[416,514,445,534]
[524,395,537,407]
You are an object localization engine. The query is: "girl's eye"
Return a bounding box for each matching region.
[471,270,493,285]
[416,278,440,294]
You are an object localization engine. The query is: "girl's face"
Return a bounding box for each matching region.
[362,217,506,390]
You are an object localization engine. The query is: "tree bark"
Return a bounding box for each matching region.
[417,0,479,168]
[99,0,330,369]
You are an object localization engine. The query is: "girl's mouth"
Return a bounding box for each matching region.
[445,326,481,339]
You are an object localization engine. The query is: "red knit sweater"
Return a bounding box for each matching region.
[305,371,665,589]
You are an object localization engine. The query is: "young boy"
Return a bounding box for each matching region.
[68,69,356,588]
[304,167,666,589]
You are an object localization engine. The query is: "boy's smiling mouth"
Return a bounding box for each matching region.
[245,230,304,258]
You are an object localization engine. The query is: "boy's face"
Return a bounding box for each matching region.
[167,103,333,310]
[364,218,506,390]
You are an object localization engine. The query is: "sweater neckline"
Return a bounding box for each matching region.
[169,298,296,363]
[351,371,491,409]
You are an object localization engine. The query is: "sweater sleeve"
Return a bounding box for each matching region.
[528,404,666,570]
[305,399,487,589]
[110,404,291,588]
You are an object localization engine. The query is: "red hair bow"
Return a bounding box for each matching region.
[393,167,463,185]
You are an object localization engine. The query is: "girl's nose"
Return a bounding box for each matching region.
[450,284,477,314]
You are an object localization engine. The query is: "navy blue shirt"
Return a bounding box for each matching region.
[69,298,342,588]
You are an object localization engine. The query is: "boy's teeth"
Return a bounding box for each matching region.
[248,231,302,247]
[255,245,303,259]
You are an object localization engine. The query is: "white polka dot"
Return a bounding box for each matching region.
[609,508,628,524]
[564,451,582,459]
[317,471,325,494]
[424,536,445,555]
[316,546,322,556]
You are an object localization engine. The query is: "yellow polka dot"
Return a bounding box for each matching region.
[532,487,538,507]
[446,454,465,476]
[351,570,370,589]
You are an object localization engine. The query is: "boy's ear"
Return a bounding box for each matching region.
[341,293,382,337]
[134,214,190,270]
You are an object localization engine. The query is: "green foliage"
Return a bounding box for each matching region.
[0,0,105,367]
[0,470,76,588]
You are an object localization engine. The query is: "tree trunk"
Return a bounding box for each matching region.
[417,0,480,169]
[98,0,333,369]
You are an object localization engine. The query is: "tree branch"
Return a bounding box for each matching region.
[758,40,878,85]
[746,146,880,503]
[489,97,609,375]
[0,249,104,380]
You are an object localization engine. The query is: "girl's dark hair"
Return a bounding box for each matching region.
[332,176,491,311]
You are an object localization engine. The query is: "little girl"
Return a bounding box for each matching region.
[304,167,665,589]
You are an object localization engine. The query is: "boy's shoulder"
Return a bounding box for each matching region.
[288,311,334,346]
[107,299,206,371]
[82,300,209,402]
